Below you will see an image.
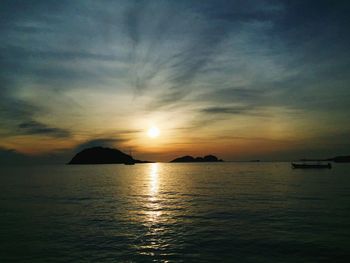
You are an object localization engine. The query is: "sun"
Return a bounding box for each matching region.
[147,126,160,138]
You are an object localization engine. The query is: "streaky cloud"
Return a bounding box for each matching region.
[200,106,257,115]
[18,120,70,138]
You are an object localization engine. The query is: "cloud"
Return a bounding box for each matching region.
[18,121,70,137]
[124,1,145,46]
[1,0,350,161]
[74,138,127,152]
[0,96,37,121]
[137,1,283,109]
[200,106,255,115]
[198,87,268,104]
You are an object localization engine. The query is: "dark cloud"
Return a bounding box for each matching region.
[18,121,70,137]
[74,138,127,152]
[200,106,254,115]
[0,96,37,121]
[0,86,41,136]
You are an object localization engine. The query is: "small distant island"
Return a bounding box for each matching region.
[68,146,150,165]
[327,155,350,163]
[170,155,223,163]
[300,155,350,163]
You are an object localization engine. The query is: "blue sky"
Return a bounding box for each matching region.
[1,0,350,162]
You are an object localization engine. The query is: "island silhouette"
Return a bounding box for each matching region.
[300,155,350,163]
[68,146,349,165]
[68,146,150,165]
[330,156,350,163]
[170,155,223,163]
[68,146,224,164]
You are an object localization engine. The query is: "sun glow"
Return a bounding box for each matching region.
[147,126,160,138]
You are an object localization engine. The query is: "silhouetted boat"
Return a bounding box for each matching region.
[291,163,332,169]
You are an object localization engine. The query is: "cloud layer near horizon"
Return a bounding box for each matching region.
[1,0,350,162]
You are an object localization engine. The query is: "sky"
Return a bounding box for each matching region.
[1,0,350,163]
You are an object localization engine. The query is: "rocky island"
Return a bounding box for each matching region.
[170,155,223,163]
[68,146,149,164]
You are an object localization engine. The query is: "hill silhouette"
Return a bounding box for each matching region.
[68,146,149,164]
[170,155,223,163]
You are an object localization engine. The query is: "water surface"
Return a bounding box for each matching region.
[1,163,349,262]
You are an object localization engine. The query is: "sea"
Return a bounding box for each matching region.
[0,162,349,262]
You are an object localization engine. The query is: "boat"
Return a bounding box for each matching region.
[291,162,332,169]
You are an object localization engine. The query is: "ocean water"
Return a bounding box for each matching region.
[0,162,349,262]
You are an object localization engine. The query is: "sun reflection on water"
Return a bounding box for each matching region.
[136,163,171,255]
[145,163,162,225]
[150,163,159,196]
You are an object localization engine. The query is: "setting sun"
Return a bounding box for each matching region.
[147,126,160,138]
